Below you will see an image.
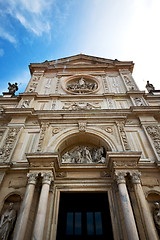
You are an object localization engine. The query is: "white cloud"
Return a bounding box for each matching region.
[0,0,54,37]
[0,48,4,57]
[0,26,17,44]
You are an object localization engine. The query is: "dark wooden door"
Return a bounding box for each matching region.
[56,192,114,240]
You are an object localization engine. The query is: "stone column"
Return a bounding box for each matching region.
[131,171,159,240]
[115,171,139,240]
[32,172,53,240]
[13,172,38,240]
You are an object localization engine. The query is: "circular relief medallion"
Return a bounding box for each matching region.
[63,75,99,94]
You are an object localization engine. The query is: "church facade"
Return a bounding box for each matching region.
[0,54,160,240]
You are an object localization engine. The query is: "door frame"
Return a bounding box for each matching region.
[50,183,122,240]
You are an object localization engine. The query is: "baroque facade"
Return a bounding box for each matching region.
[0,54,160,240]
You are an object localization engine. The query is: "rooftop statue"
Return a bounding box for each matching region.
[8,82,18,96]
[145,80,155,93]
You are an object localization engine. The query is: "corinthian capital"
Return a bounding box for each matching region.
[42,172,53,185]
[130,171,141,184]
[115,171,127,184]
[27,172,38,185]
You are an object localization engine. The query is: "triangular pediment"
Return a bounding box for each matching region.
[29,54,134,73]
[46,54,118,66]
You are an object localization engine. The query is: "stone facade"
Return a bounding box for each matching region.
[0,54,160,240]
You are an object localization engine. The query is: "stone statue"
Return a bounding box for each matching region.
[0,203,16,240]
[153,202,160,232]
[146,80,155,93]
[8,82,18,96]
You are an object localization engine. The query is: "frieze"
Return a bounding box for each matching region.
[145,125,160,157]
[0,127,20,162]
[62,102,101,110]
[61,146,106,164]
[113,161,137,168]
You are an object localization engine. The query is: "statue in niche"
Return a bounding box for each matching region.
[66,77,98,94]
[61,146,106,164]
[146,80,155,93]
[8,83,18,96]
[153,202,160,232]
[0,203,16,240]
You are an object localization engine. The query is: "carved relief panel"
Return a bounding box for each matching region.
[61,146,106,164]
[61,75,100,95]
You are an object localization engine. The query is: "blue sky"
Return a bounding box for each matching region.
[0,0,160,94]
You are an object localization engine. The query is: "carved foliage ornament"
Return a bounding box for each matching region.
[66,77,98,94]
[37,124,48,152]
[116,121,130,151]
[61,146,106,164]
[0,127,20,162]
[146,126,160,157]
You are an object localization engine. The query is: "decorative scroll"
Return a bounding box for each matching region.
[52,127,63,135]
[62,102,101,110]
[66,77,98,94]
[146,126,160,157]
[116,121,130,151]
[61,146,106,164]
[0,127,20,162]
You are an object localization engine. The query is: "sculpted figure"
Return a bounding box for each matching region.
[0,203,16,240]
[153,202,160,234]
[146,80,155,93]
[8,82,18,96]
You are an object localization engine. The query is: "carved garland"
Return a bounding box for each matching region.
[116,121,130,151]
[145,125,160,157]
[0,127,21,162]
[37,124,48,152]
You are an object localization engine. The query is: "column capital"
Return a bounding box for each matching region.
[130,171,141,184]
[115,171,127,184]
[42,172,53,185]
[27,172,38,185]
